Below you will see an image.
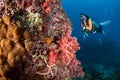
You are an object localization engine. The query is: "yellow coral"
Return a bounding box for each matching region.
[0,18,2,23]
[12,27,21,42]
[7,52,15,67]
[2,15,11,25]
[43,36,54,45]
[0,24,7,40]
[23,31,30,39]
[0,24,7,34]
[0,15,32,79]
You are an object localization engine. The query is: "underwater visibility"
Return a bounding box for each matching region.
[0,0,120,80]
[62,0,120,80]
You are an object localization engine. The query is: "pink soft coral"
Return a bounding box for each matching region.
[48,50,57,65]
[41,0,52,14]
[47,32,84,80]
[57,32,80,66]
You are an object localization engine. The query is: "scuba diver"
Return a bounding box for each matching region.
[80,13,111,38]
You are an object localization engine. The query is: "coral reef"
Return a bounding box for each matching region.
[0,15,31,80]
[0,0,84,80]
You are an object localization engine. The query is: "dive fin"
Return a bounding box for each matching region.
[99,20,111,26]
[83,32,88,39]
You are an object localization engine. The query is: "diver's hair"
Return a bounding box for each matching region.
[80,13,90,20]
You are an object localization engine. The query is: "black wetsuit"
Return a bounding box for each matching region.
[92,20,103,33]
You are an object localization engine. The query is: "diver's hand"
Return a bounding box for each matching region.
[83,27,86,30]
[82,27,86,32]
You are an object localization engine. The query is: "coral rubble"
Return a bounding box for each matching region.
[0,0,84,80]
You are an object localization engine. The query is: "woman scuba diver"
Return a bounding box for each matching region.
[80,13,111,38]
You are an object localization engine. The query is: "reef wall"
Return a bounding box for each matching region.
[0,0,84,80]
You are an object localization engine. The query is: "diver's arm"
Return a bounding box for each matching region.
[81,23,85,31]
[85,19,92,31]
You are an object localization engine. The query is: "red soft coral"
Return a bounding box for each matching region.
[57,32,80,66]
[41,0,52,14]
[48,50,57,65]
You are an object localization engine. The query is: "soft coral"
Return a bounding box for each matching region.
[41,0,52,14]
[57,32,80,66]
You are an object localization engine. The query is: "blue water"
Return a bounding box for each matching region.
[61,0,120,69]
